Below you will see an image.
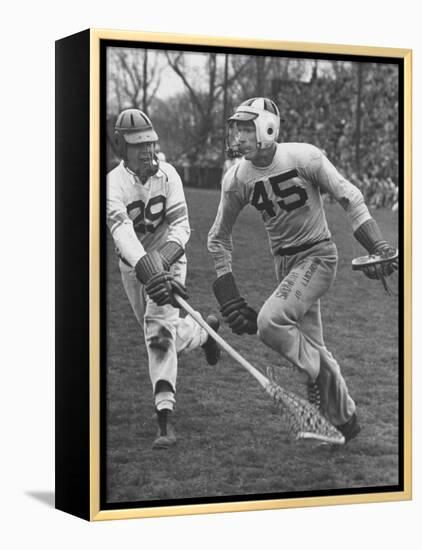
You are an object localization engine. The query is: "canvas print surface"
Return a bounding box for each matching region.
[104,43,400,507]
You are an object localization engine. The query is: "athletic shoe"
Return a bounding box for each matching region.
[336,413,361,443]
[306,380,321,410]
[201,315,221,366]
[152,409,176,449]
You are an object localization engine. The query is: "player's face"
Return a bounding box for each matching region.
[126,142,156,179]
[235,121,259,160]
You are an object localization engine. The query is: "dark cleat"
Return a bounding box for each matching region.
[336,413,361,443]
[201,315,221,366]
[306,379,321,410]
[152,409,176,450]
[152,425,176,449]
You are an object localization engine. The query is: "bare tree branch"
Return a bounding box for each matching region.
[118,52,138,95]
[132,59,142,91]
[149,74,163,101]
[111,75,123,111]
[165,52,205,116]
[214,58,251,100]
[110,49,163,111]
[207,53,217,110]
[147,59,165,101]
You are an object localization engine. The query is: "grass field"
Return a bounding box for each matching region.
[106,187,399,504]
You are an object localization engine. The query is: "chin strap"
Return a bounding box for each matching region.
[138,156,160,183]
[124,155,160,184]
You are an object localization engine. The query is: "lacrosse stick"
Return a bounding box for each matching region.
[352,249,399,295]
[174,295,345,445]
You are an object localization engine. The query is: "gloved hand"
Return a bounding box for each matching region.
[362,242,398,280]
[213,273,257,335]
[354,219,398,281]
[135,251,188,307]
[145,272,188,307]
[220,297,258,335]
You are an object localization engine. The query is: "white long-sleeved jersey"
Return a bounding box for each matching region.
[208,143,371,276]
[107,160,190,266]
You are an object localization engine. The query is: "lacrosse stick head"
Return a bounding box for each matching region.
[352,249,399,295]
[266,368,345,445]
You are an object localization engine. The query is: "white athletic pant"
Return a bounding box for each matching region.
[119,258,207,410]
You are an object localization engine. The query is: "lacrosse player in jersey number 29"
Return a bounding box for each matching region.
[208,97,397,443]
[107,109,220,449]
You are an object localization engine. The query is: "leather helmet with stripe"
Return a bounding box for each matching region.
[113,109,160,181]
[113,109,159,159]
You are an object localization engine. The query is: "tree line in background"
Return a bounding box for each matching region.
[106,48,399,196]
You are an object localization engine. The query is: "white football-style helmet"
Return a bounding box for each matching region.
[226,97,280,157]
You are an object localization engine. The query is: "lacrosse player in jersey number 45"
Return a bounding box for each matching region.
[107,109,220,449]
[208,98,397,443]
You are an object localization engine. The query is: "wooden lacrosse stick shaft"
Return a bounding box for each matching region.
[175,296,345,445]
[174,295,269,389]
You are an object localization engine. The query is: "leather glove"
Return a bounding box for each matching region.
[354,219,398,281]
[135,251,188,308]
[220,297,258,335]
[213,273,258,335]
[362,242,398,280]
[145,272,188,307]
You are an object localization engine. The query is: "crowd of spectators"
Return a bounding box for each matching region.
[274,65,399,211]
[107,64,399,211]
[349,174,398,210]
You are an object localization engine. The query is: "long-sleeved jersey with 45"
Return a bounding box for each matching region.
[208,143,371,276]
[107,160,190,266]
